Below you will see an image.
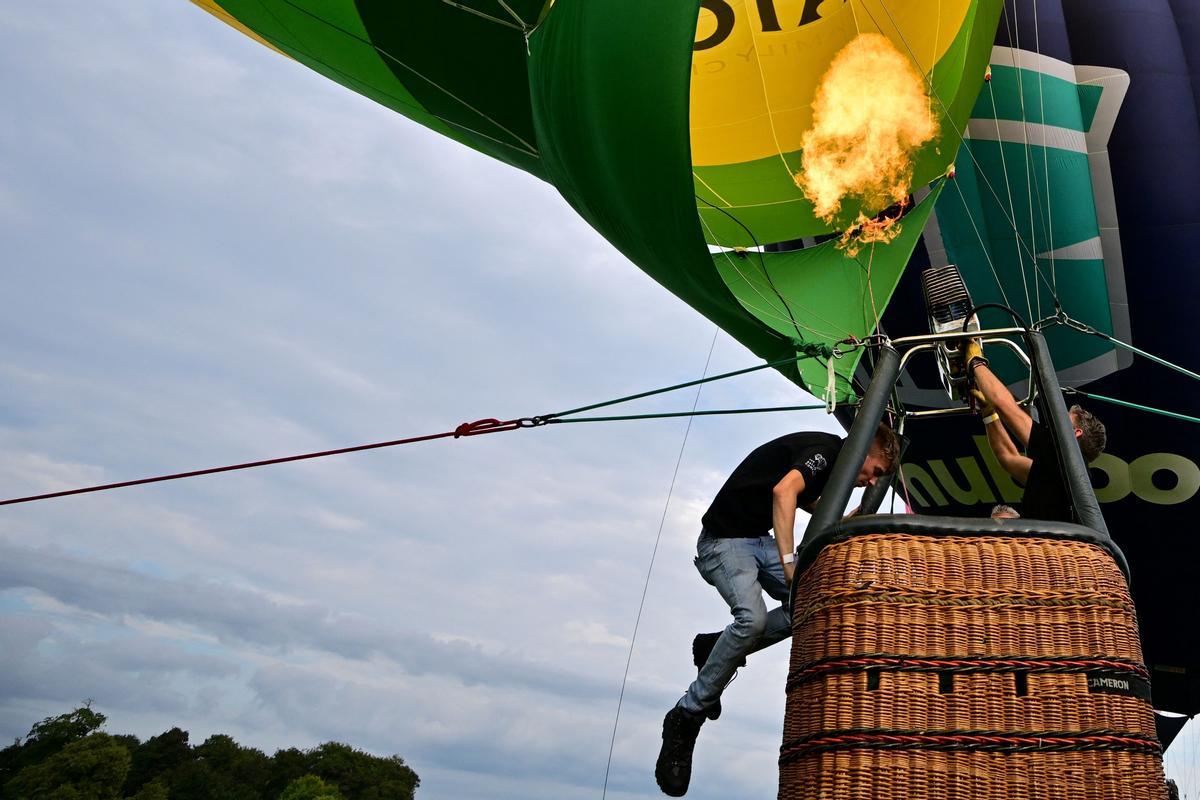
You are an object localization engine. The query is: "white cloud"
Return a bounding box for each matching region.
[564,620,631,648]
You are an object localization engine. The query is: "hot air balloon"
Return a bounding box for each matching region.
[189,0,1194,763]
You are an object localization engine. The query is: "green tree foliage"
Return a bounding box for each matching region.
[0,708,418,800]
[127,780,168,800]
[278,775,343,800]
[263,744,417,800]
[3,733,130,800]
[0,707,108,790]
[122,730,190,798]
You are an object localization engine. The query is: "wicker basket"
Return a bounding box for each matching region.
[780,533,1167,800]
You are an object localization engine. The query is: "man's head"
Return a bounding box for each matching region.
[856,423,900,487]
[1068,404,1106,463]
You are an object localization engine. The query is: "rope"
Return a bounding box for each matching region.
[2,352,833,507]
[548,353,824,419]
[1046,317,1200,383]
[549,404,825,425]
[600,329,718,799]
[0,419,532,507]
[1063,389,1200,426]
[779,729,1162,760]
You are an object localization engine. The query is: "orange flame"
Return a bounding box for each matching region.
[794,33,938,251]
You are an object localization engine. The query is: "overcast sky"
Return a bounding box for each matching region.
[1,4,1194,799]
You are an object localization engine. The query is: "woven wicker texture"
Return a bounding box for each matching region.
[780,534,1167,800]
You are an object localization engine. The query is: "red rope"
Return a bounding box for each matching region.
[790,655,1150,682]
[0,418,530,507]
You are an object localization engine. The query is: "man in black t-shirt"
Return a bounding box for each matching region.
[965,340,1106,523]
[655,424,898,797]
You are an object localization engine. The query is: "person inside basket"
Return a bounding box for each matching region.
[654,424,899,797]
[991,503,1020,520]
[964,339,1106,523]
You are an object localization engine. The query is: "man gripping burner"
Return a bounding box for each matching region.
[965,339,1106,522]
[655,424,899,797]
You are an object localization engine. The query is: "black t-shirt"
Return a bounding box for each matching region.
[1020,421,1074,523]
[701,432,844,538]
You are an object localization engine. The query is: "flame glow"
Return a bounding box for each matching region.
[794,33,938,250]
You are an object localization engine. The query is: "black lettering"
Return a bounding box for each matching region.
[695,0,736,51]
[800,0,845,25]
[756,0,782,32]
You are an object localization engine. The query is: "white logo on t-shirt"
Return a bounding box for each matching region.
[805,454,827,473]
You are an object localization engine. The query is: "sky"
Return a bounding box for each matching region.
[0,4,846,799]
[0,4,1195,800]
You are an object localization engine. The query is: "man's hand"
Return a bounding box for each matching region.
[962,338,988,372]
[970,388,994,415]
[783,561,795,585]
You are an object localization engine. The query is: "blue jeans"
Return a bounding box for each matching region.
[677,531,792,714]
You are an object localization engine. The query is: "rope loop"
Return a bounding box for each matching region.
[792,339,835,361]
[453,418,520,438]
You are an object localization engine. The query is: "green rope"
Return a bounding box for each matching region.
[1099,334,1200,383]
[548,354,816,419]
[549,404,827,424]
[1048,317,1200,383]
[1064,389,1200,426]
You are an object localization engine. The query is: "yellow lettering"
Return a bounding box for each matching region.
[1129,453,1200,505]
[1089,452,1132,503]
[900,463,948,507]
[928,458,997,505]
[973,435,1024,502]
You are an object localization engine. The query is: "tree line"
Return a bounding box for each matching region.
[0,706,418,800]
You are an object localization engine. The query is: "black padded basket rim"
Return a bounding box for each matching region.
[793,514,1131,584]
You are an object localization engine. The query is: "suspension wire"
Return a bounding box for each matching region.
[696,196,850,341]
[948,171,1015,310]
[1062,389,1200,426]
[862,0,1027,314]
[693,196,866,400]
[601,329,718,799]
[742,1,801,178]
[985,74,1035,323]
[867,0,1060,307]
[697,213,830,340]
[436,0,527,31]
[1004,0,1044,322]
[275,0,539,154]
[217,3,537,159]
[1031,0,1058,297]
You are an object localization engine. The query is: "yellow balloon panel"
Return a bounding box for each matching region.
[690,0,970,168]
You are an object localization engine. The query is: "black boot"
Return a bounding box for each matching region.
[655,706,705,797]
[691,632,746,721]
